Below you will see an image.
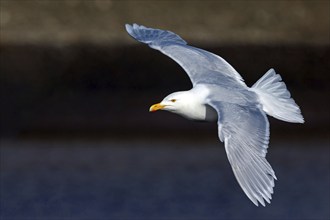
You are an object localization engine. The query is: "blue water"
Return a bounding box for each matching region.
[1,138,329,220]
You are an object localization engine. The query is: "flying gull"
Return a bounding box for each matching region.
[125,23,304,206]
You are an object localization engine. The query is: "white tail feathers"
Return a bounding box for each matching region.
[251,69,304,123]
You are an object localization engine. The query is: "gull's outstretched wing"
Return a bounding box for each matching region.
[125,24,246,88]
[208,101,277,206]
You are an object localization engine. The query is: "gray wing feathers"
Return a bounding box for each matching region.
[225,136,276,206]
[125,24,246,87]
[210,102,276,206]
[162,46,246,86]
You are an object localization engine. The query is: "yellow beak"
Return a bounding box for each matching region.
[149,103,165,112]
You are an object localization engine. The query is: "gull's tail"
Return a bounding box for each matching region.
[251,69,304,123]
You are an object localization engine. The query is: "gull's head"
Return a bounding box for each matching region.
[149,91,188,113]
[148,89,215,121]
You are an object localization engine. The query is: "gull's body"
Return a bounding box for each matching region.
[126,24,304,206]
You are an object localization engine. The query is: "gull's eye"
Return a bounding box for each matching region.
[170,99,176,103]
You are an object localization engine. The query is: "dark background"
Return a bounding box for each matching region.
[1,1,329,219]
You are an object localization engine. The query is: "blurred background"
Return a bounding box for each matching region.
[1,0,329,219]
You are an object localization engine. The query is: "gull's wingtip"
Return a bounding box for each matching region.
[125,23,144,38]
[125,24,133,34]
[125,23,131,29]
[125,23,187,47]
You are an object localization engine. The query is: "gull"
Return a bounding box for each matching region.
[125,23,304,206]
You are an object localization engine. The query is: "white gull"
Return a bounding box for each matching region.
[126,23,304,206]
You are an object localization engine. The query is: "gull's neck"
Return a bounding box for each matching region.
[173,86,217,121]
